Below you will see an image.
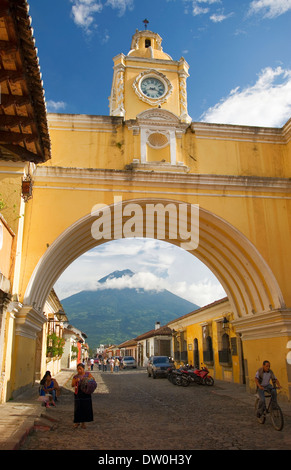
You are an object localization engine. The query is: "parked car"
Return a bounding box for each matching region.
[121,356,137,369]
[147,356,174,378]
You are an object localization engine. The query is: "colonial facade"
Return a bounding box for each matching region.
[61,323,89,370]
[0,0,51,402]
[135,322,173,366]
[168,298,245,385]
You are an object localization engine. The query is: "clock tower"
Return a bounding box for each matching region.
[109,28,191,123]
[109,28,191,167]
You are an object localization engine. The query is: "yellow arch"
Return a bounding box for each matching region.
[23,199,285,319]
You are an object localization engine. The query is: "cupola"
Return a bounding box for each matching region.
[127,29,173,61]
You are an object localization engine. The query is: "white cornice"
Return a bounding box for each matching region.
[192,121,288,144]
[124,56,179,66]
[46,113,290,144]
[47,113,123,132]
[232,309,291,340]
[14,305,47,339]
[33,167,291,195]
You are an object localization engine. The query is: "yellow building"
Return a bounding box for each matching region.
[0,1,51,402]
[168,298,243,385]
[1,12,291,401]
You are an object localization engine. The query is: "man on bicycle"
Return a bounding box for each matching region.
[255,360,281,417]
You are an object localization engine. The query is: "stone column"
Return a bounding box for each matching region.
[178,58,191,123]
[112,64,125,117]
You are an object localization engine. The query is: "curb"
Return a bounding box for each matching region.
[0,369,74,451]
[0,416,36,451]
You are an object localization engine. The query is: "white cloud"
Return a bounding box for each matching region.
[54,238,225,306]
[96,271,166,291]
[197,0,221,3]
[248,0,291,18]
[183,0,221,16]
[71,0,103,33]
[171,278,226,306]
[70,0,133,33]
[94,271,226,306]
[192,4,210,15]
[105,0,134,16]
[46,100,67,112]
[210,12,234,22]
[201,66,291,127]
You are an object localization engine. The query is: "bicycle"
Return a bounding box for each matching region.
[254,386,284,431]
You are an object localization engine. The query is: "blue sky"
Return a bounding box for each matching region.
[27,0,291,307]
[29,0,291,126]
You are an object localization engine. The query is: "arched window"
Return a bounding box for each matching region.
[193,338,199,369]
[203,335,214,363]
[219,333,231,365]
[222,333,230,350]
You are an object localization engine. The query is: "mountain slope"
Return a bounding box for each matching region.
[61,270,199,348]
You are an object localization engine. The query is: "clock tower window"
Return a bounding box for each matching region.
[145,39,151,48]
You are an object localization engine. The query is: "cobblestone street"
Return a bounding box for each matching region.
[19,369,291,451]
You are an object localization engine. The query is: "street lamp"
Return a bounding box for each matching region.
[222,316,229,331]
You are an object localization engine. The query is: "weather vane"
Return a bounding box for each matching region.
[143,19,149,30]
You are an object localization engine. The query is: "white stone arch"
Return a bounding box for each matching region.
[23,199,285,320]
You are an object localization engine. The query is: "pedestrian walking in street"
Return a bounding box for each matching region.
[72,363,94,429]
[110,357,114,373]
[90,358,94,370]
[114,357,120,372]
[103,358,107,372]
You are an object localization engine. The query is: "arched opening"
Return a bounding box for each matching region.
[17,198,288,396]
[23,198,285,321]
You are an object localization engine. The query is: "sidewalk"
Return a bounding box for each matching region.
[0,371,290,450]
[0,369,74,450]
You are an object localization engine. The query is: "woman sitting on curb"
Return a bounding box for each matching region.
[39,371,60,408]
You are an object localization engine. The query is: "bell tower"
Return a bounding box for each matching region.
[109,27,191,168]
[109,27,191,123]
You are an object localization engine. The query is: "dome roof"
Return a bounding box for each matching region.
[127,30,173,60]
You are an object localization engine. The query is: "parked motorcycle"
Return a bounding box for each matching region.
[199,366,214,386]
[180,368,202,386]
[167,367,184,385]
[181,365,214,386]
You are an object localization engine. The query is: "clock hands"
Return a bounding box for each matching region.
[141,77,165,98]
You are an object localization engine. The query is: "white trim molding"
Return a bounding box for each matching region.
[12,304,47,339]
[232,309,291,341]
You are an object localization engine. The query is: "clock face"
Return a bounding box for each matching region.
[140,77,166,99]
[132,70,172,106]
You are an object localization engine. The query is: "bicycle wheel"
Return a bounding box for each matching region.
[255,398,266,424]
[270,404,284,431]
